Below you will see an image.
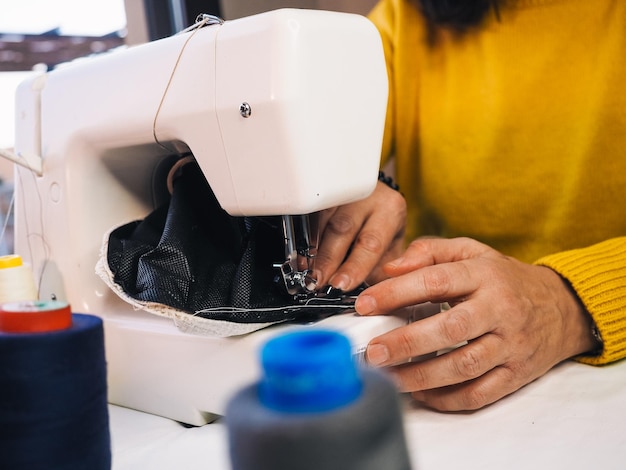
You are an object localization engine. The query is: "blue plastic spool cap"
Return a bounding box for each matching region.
[259,329,363,413]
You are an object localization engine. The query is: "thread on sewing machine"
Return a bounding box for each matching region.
[0,302,111,469]
[152,15,222,155]
[0,254,38,303]
[14,164,51,295]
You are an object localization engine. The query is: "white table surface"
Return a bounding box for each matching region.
[109,359,626,470]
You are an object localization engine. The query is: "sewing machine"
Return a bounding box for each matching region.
[9,9,403,425]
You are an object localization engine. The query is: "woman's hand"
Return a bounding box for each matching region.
[313,181,407,291]
[355,237,598,411]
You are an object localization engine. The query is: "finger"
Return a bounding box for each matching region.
[387,333,506,393]
[329,213,404,291]
[315,184,405,291]
[313,205,366,288]
[384,237,491,276]
[355,260,478,315]
[328,185,405,291]
[365,304,494,366]
[410,364,526,411]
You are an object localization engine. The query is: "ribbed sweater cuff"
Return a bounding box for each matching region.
[534,237,626,365]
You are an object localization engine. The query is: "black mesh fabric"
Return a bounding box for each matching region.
[105,160,357,325]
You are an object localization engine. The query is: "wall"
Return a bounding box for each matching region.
[220,0,378,19]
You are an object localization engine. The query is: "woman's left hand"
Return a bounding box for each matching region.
[355,237,598,411]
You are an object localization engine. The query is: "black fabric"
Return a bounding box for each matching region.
[106,160,357,325]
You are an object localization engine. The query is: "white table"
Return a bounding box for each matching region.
[109,360,626,469]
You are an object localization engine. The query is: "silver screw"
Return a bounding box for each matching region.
[239,102,252,118]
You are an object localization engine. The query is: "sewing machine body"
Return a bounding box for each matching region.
[11,9,399,425]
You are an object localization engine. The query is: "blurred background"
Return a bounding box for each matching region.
[0,0,378,255]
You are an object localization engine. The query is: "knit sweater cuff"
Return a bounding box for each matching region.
[534,237,626,366]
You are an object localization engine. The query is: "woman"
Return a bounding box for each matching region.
[313,0,626,411]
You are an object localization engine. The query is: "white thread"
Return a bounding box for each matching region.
[15,157,50,295]
[0,255,38,303]
[152,16,219,155]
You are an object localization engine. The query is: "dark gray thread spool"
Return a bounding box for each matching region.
[225,329,412,470]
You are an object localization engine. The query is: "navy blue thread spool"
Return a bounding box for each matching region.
[0,301,111,469]
[225,329,412,470]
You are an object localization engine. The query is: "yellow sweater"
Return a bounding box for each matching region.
[368,0,626,364]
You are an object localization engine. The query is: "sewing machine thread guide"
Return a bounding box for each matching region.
[177,13,224,35]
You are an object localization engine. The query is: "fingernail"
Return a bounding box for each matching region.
[310,270,322,285]
[355,294,377,315]
[329,274,350,291]
[366,343,390,366]
[386,256,405,269]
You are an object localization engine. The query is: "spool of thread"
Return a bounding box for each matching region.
[0,300,111,469]
[0,254,38,303]
[225,329,412,470]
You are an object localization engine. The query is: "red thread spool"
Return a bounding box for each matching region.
[0,300,73,333]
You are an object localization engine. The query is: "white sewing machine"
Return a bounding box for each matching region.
[9,9,402,425]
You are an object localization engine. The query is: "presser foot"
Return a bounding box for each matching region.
[274,213,320,298]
